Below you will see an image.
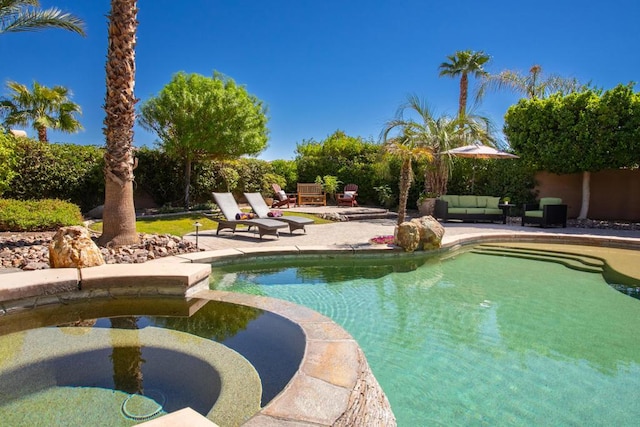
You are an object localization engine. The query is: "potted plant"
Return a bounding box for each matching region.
[417,191,438,216]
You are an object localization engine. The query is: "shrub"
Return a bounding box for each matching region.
[4,139,104,212]
[0,199,83,231]
[0,133,17,196]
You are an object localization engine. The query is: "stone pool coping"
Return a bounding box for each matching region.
[1,231,640,426]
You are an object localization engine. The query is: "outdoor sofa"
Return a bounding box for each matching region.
[434,195,504,223]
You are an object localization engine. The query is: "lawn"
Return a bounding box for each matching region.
[89,211,328,237]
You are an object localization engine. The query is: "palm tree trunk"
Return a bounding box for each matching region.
[397,158,413,225]
[37,126,48,142]
[459,73,468,117]
[98,0,139,247]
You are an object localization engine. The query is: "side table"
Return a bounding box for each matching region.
[498,203,515,224]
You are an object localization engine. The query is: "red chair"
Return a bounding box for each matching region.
[337,184,358,207]
[271,184,297,208]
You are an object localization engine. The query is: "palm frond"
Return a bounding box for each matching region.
[1,5,85,35]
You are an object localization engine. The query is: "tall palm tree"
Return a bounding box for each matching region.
[438,50,490,117]
[0,0,85,35]
[382,95,494,215]
[477,64,581,100]
[1,81,82,142]
[98,0,139,247]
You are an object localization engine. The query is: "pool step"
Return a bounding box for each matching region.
[472,244,605,274]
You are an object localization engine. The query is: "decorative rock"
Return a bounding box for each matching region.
[49,226,105,268]
[394,222,421,252]
[394,216,445,252]
[411,215,445,250]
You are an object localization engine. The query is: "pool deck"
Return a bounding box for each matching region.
[183,206,640,282]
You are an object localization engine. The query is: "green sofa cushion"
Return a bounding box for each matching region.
[525,210,544,218]
[448,208,467,214]
[486,197,500,209]
[440,195,459,207]
[475,196,488,208]
[458,195,477,208]
[539,197,563,208]
[465,208,485,214]
[484,208,502,215]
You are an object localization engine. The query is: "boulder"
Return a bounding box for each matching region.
[394,216,445,252]
[411,215,445,250]
[49,226,105,268]
[394,222,421,252]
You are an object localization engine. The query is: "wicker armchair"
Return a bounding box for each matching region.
[522,197,567,228]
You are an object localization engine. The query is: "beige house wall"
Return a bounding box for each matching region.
[534,169,640,221]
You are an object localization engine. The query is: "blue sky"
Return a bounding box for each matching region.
[2,0,639,160]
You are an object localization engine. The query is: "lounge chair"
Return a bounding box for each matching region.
[337,184,359,207]
[244,192,314,234]
[271,184,297,208]
[522,197,568,228]
[212,192,288,239]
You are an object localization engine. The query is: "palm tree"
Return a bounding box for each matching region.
[477,64,581,100]
[438,50,490,117]
[1,81,82,142]
[380,133,433,225]
[98,0,139,247]
[0,0,85,35]
[382,95,494,215]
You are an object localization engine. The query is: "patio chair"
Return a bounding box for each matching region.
[244,192,314,234]
[271,184,297,208]
[522,197,568,228]
[212,192,288,239]
[337,184,359,207]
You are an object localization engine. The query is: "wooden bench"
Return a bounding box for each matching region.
[297,183,326,206]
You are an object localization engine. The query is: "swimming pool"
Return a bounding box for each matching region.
[211,250,640,426]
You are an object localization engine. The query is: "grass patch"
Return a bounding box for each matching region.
[89,211,328,237]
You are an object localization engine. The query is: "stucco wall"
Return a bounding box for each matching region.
[534,169,640,221]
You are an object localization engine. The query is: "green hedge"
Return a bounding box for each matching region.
[3,139,104,212]
[0,199,83,231]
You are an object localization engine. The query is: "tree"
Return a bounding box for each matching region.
[504,84,640,219]
[478,64,581,101]
[0,0,85,35]
[438,50,490,117]
[379,132,432,225]
[1,81,82,142]
[382,95,494,206]
[139,71,269,208]
[98,0,139,247]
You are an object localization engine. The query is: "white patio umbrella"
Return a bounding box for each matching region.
[444,144,519,191]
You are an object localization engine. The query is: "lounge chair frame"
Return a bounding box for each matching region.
[244,192,314,234]
[212,192,288,239]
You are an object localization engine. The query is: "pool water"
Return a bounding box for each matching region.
[212,251,640,426]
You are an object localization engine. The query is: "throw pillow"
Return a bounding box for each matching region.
[277,190,287,201]
[344,191,355,199]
